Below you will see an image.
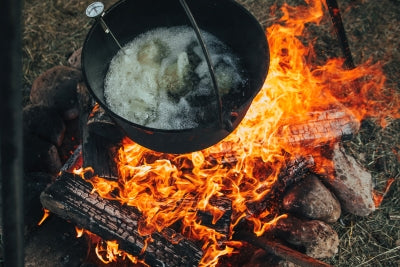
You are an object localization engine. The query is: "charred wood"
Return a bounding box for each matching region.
[278,107,359,146]
[77,82,94,155]
[233,230,332,267]
[77,83,120,180]
[197,196,232,239]
[40,172,203,267]
[87,104,124,142]
[246,156,315,216]
[82,133,120,180]
[59,145,82,173]
[76,82,94,120]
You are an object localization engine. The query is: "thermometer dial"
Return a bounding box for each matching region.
[86,2,105,18]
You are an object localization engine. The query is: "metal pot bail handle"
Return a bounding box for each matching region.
[179,0,224,130]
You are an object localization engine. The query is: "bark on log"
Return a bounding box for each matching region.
[82,133,120,180]
[40,172,203,267]
[77,83,120,180]
[246,156,315,216]
[87,104,124,142]
[278,107,359,146]
[58,143,232,237]
[198,196,232,239]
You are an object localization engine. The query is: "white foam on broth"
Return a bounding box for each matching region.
[104,26,245,130]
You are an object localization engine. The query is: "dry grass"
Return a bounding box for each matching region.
[22,0,117,103]
[22,0,400,266]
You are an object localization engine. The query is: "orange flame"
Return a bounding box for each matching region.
[37,209,50,226]
[373,178,396,207]
[78,0,399,265]
[75,226,84,238]
[75,228,149,266]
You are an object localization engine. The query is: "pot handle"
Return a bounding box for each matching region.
[179,0,225,130]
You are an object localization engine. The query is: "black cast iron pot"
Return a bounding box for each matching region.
[82,0,269,154]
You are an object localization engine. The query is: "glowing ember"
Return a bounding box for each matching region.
[74,0,399,265]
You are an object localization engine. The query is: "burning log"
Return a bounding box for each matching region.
[77,83,121,180]
[198,196,232,239]
[81,133,120,180]
[278,107,360,146]
[247,156,315,216]
[40,172,203,267]
[60,144,83,173]
[87,104,124,142]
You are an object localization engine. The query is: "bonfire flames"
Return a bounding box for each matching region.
[69,0,397,265]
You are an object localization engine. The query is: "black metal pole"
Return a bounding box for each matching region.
[325,0,355,69]
[0,0,25,266]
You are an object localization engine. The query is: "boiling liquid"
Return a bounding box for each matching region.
[104,26,245,130]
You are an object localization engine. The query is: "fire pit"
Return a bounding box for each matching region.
[19,0,400,266]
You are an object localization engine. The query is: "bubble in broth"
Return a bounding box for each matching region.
[104,26,245,130]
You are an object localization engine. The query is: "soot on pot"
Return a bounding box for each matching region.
[104,26,247,130]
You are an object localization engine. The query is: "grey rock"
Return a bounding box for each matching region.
[30,65,82,120]
[283,174,341,223]
[275,216,339,259]
[325,143,375,216]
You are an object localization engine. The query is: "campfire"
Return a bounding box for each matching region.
[19,0,400,266]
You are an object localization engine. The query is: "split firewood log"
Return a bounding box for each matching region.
[40,172,203,267]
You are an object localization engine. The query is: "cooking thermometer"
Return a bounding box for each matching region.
[86,2,123,50]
